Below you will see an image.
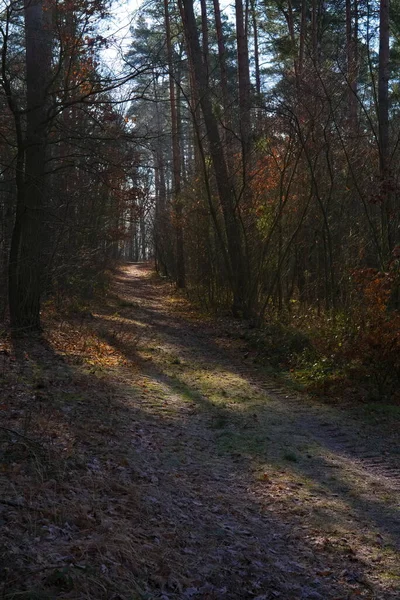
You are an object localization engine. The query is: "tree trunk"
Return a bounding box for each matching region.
[212,0,233,175]
[299,0,306,75]
[181,0,248,315]
[250,0,261,97]
[8,0,52,331]
[164,0,185,288]
[346,0,358,130]
[378,0,392,256]
[235,0,252,164]
[200,0,209,84]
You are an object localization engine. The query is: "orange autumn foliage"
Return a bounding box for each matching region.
[250,153,280,214]
[347,263,400,391]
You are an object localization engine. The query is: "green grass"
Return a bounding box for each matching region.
[117,299,140,308]
[215,429,269,456]
[283,451,299,462]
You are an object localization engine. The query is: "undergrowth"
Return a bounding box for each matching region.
[236,268,400,404]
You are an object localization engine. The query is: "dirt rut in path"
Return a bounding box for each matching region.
[88,263,399,599]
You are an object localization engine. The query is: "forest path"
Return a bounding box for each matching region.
[2,263,399,600]
[93,263,399,599]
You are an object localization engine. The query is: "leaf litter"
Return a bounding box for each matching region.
[0,263,399,599]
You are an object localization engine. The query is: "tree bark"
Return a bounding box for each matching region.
[181,0,248,315]
[164,0,185,288]
[212,0,233,175]
[8,0,52,331]
[346,0,358,130]
[250,0,260,97]
[378,0,393,256]
[235,0,252,162]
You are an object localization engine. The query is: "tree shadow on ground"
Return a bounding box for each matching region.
[0,321,388,600]
[83,267,400,598]
[95,314,400,545]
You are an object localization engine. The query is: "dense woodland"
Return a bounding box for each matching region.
[0,0,400,393]
[1,2,400,597]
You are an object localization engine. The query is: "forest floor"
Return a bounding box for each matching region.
[1,263,400,599]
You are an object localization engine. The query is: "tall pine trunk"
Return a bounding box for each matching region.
[346,0,358,130]
[378,0,393,257]
[164,0,185,288]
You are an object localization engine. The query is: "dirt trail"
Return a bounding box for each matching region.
[100,264,399,599]
[1,263,399,599]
